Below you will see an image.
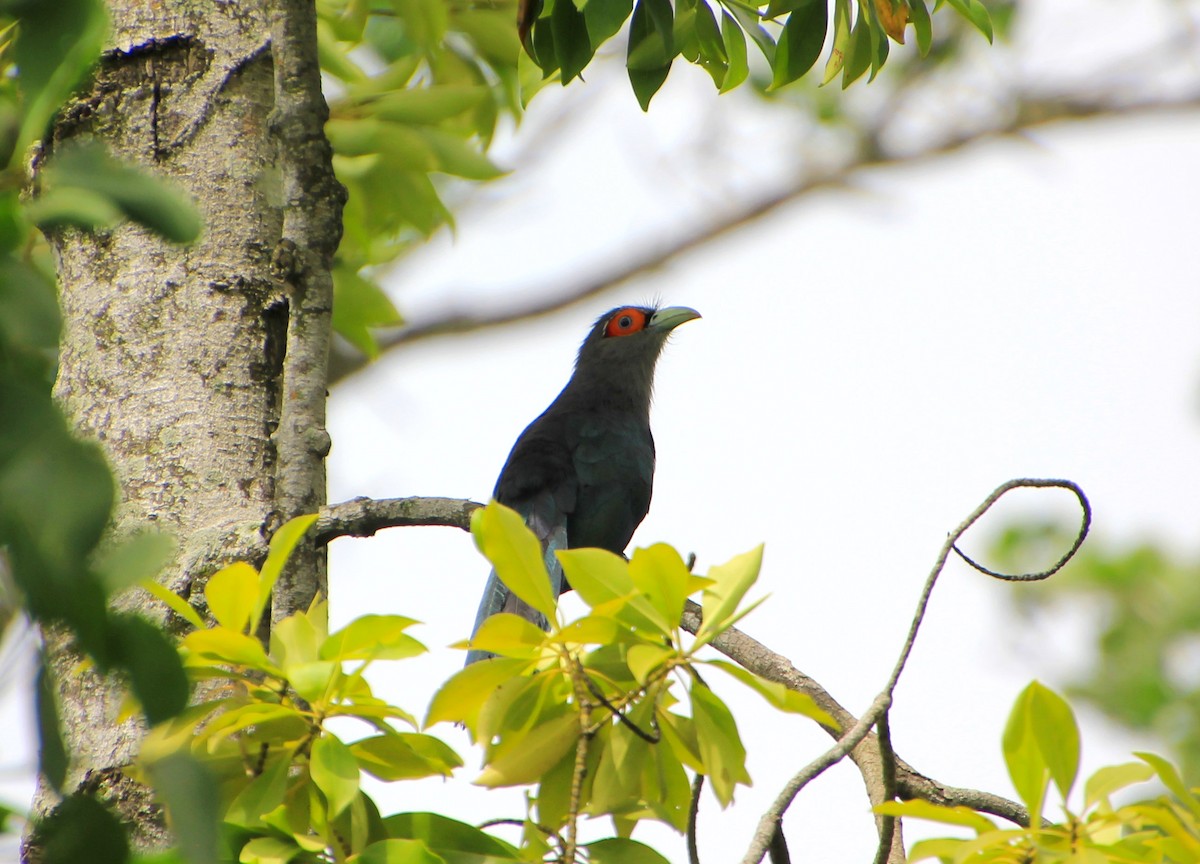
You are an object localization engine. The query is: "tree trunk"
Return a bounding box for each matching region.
[30,0,340,854]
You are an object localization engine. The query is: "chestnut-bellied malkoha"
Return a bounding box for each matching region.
[467,305,700,663]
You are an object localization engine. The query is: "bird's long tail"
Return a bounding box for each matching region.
[465,507,567,665]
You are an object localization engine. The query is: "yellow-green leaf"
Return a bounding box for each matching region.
[476,712,579,787]
[690,682,750,807]
[629,544,692,632]
[204,562,258,633]
[254,514,319,631]
[1084,761,1155,811]
[626,644,673,685]
[183,627,276,672]
[286,661,337,705]
[141,580,204,630]
[426,657,528,729]
[320,614,424,662]
[558,547,632,607]
[874,799,997,833]
[471,503,556,622]
[705,659,837,728]
[311,735,360,819]
[271,610,322,669]
[697,544,763,644]
[351,733,462,781]
[465,612,547,659]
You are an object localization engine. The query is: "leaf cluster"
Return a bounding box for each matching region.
[426,503,834,857]
[881,681,1200,863]
[522,0,996,110]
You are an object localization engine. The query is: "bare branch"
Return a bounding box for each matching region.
[267,0,347,618]
[314,496,480,544]
[731,478,1089,864]
[328,88,1200,385]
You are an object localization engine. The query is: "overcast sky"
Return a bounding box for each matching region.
[325,7,1200,857]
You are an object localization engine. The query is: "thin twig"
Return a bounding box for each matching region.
[688,774,704,864]
[737,478,1090,864]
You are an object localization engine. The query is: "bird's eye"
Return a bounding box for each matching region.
[605,308,647,337]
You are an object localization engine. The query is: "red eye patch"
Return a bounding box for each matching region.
[605,307,648,337]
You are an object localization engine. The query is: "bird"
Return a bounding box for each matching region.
[467,304,700,664]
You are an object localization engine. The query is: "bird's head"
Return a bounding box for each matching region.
[569,305,701,402]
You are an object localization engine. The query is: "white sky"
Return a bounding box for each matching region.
[2,1,1198,861]
[324,6,1200,858]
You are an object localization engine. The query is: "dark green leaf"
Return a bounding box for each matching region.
[36,656,67,793]
[840,14,872,88]
[724,2,775,63]
[110,613,189,724]
[551,0,593,82]
[34,793,129,864]
[7,0,108,164]
[356,839,445,864]
[584,0,635,46]
[719,11,749,91]
[39,140,201,243]
[144,753,220,864]
[0,259,60,385]
[93,531,178,595]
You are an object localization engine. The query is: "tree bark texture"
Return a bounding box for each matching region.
[33,0,337,852]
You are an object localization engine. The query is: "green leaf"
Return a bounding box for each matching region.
[36,656,67,793]
[690,682,749,806]
[38,140,202,243]
[9,0,108,168]
[840,13,872,88]
[471,503,557,622]
[183,627,276,672]
[724,2,775,63]
[204,562,258,633]
[34,793,128,864]
[22,187,123,232]
[351,733,462,781]
[271,607,323,669]
[476,712,579,787]
[874,799,997,833]
[254,514,319,632]
[465,612,547,659]
[626,643,674,684]
[697,544,763,645]
[417,128,506,179]
[909,0,931,55]
[1084,762,1155,811]
[332,265,404,357]
[454,9,522,67]
[366,86,490,125]
[626,0,675,110]
[0,260,60,384]
[584,837,672,864]
[142,753,220,864]
[93,531,177,595]
[719,11,748,92]
[110,614,190,724]
[584,0,635,46]
[141,580,205,630]
[356,839,446,864]
[705,659,837,727]
[321,614,424,661]
[311,735,361,818]
[225,755,291,828]
[382,812,520,858]
[771,0,827,88]
[551,0,593,82]
[238,836,304,864]
[558,547,633,607]
[691,1,728,86]
[1002,681,1079,820]
[821,0,851,84]
[628,543,691,631]
[944,0,993,42]
[426,656,528,729]
[1136,751,1200,819]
